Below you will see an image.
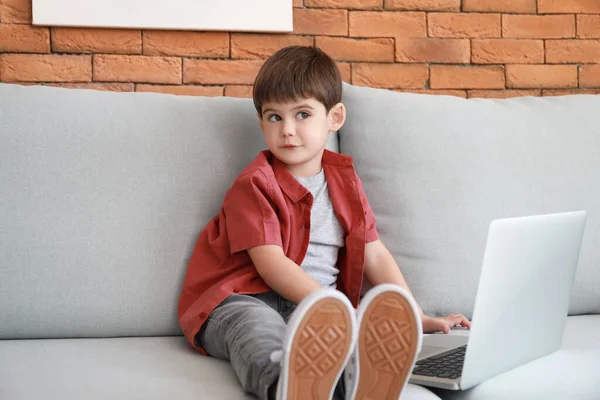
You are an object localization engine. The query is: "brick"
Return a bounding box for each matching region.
[0,54,91,82]
[52,28,141,54]
[462,0,536,13]
[397,89,467,97]
[0,82,39,87]
[337,62,351,82]
[428,13,501,38]
[0,24,49,53]
[543,89,600,96]
[578,15,600,38]
[225,85,254,98]
[546,40,600,63]
[472,39,543,64]
[93,55,181,84]
[184,60,263,85]
[467,89,541,98]
[384,0,459,11]
[538,0,600,13]
[305,0,383,9]
[396,38,469,63]
[0,0,31,23]
[143,31,228,58]
[231,34,313,59]
[502,15,575,39]
[579,65,600,88]
[293,8,348,35]
[136,84,223,97]
[349,11,426,37]
[294,0,303,6]
[352,63,428,89]
[315,37,394,62]
[506,65,577,89]
[45,83,134,92]
[430,65,505,89]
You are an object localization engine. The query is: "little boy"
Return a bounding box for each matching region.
[178,46,470,400]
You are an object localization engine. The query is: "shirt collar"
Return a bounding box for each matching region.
[264,149,354,203]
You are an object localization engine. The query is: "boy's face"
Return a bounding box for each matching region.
[258,97,346,177]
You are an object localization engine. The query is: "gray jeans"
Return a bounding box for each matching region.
[196,291,345,400]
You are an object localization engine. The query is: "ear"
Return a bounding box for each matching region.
[327,102,346,132]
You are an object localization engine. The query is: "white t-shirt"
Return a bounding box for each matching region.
[294,168,345,288]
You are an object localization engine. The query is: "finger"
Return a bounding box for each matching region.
[448,314,469,327]
[426,319,449,334]
[438,320,451,334]
[452,314,471,329]
[461,317,472,329]
[445,315,463,327]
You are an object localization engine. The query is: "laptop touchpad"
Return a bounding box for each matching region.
[418,334,469,360]
[418,345,448,359]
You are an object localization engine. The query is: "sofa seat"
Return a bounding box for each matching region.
[0,336,441,400]
[1,316,596,399]
[435,315,600,400]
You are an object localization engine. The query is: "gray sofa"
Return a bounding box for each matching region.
[1,82,598,400]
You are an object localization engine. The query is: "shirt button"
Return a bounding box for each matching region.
[304,223,310,229]
[199,312,206,318]
[233,288,239,293]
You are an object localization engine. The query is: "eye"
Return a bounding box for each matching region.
[296,111,310,120]
[267,114,282,122]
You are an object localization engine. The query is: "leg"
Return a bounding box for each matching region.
[198,294,285,400]
[348,284,422,400]
[277,289,356,400]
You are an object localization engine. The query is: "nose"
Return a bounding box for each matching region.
[280,119,295,137]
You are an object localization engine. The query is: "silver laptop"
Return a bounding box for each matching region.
[409,211,587,390]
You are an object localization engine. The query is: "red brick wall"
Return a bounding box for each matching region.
[1,0,600,98]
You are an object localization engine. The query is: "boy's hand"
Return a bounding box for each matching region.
[422,313,471,334]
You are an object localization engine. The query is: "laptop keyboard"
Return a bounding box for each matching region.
[412,345,467,380]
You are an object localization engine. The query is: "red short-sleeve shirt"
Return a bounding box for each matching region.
[177,149,378,354]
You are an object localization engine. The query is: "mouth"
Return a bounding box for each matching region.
[282,144,299,149]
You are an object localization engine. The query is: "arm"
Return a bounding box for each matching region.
[248,244,322,305]
[364,239,424,314]
[223,173,322,304]
[364,239,471,333]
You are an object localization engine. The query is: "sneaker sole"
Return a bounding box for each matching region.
[354,290,420,400]
[286,297,354,400]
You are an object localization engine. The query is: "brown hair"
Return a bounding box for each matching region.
[252,46,342,116]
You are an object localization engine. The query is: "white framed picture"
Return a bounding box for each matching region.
[32,0,293,32]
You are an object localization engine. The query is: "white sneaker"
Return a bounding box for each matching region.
[273,289,357,400]
[344,284,423,400]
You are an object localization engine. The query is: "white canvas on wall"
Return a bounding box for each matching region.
[32,0,293,32]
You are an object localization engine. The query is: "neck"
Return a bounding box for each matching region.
[286,163,322,178]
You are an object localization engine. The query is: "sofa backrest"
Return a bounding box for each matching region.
[340,83,600,319]
[0,83,338,339]
[2,81,598,340]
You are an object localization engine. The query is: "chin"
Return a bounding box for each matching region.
[279,156,307,166]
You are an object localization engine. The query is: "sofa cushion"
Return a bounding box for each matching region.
[340,83,600,318]
[560,314,600,350]
[0,83,339,339]
[438,349,600,400]
[431,315,600,400]
[0,336,441,400]
[0,337,246,400]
